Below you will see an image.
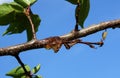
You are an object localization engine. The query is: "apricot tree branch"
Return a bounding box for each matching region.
[60,19,120,40]
[0,19,120,56]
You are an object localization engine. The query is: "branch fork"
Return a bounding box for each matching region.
[0,19,120,77]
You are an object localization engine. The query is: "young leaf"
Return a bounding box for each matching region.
[66,0,90,28]
[32,64,41,74]
[6,65,30,77]
[0,3,14,25]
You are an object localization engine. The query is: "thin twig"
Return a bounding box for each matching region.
[78,40,104,48]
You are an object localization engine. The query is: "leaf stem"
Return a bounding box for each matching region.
[27,15,37,39]
[25,6,37,40]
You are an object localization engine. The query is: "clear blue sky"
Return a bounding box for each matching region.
[0,0,120,78]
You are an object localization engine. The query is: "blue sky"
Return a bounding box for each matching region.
[0,0,120,78]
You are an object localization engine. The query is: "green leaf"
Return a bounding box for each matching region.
[32,64,41,74]
[2,13,29,35]
[66,0,90,28]
[0,0,40,41]
[0,3,14,17]
[14,0,37,7]
[10,2,24,13]
[0,2,25,25]
[6,65,30,77]
[77,0,90,28]
[0,3,15,25]
[3,13,41,41]
[21,75,27,78]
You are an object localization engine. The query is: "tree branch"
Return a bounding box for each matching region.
[0,19,120,56]
[60,19,120,40]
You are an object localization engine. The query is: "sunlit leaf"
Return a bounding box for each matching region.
[21,75,27,78]
[10,2,24,13]
[14,0,37,7]
[6,65,30,77]
[0,3,14,18]
[0,2,25,25]
[0,3,14,25]
[32,64,41,74]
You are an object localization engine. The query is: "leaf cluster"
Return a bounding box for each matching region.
[6,64,41,78]
[0,0,40,41]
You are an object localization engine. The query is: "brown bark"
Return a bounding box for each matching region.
[0,19,120,56]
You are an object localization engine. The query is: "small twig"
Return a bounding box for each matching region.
[63,38,104,49]
[25,6,37,40]
[78,40,104,48]
[14,55,32,78]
